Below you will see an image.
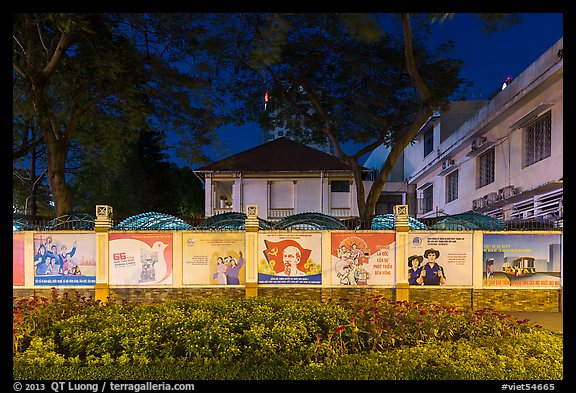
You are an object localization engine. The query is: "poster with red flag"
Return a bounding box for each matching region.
[258,233,322,284]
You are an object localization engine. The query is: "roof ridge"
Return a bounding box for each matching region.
[195,137,355,173]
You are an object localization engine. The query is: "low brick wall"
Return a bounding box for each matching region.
[109,287,245,304]
[13,287,96,304]
[472,288,561,312]
[409,288,473,309]
[13,286,561,311]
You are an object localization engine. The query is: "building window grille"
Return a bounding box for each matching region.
[446,170,458,203]
[423,127,433,157]
[525,111,551,167]
[478,148,495,188]
[422,185,433,213]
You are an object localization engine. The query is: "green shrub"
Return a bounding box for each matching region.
[13,291,562,380]
[311,294,544,359]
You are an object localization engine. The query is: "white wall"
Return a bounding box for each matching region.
[406,38,563,218]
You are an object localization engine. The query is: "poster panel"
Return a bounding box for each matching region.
[258,233,322,284]
[33,233,96,286]
[13,233,25,286]
[109,233,173,285]
[331,232,395,286]
[483,233,561,287]
[408,233,473,286]
[183,232,245,285]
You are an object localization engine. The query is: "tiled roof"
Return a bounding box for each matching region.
[195,137,356,172]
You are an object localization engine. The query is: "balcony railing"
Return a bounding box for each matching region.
[212,207,234,216]
[330,208,352,217]
[267,208,294,220]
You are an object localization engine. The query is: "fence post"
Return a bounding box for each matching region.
[244,205,260,298]
[94,205,112,303]
[394,205,410,302]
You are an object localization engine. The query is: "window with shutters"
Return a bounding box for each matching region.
[446,170,458,203]
[478,148,495,188]
[524,111,551,167]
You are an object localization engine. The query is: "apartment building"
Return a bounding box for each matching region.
[403,38,563,223]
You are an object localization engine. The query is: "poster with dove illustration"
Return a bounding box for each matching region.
[109,233,173,285]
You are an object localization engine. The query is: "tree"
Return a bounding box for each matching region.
[13,113,51,216]
[227,13,466,227]
[13,13,227,216]
[70,128,204,219]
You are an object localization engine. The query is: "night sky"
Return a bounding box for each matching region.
[171,13,564,168]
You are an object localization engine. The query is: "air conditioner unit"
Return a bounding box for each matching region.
[498,185,517,200]
[442,159,455,171]
[485,192,499,205]
[472,197,486,210]
[471,136,487,151]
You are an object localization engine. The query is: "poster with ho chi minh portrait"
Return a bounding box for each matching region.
[408,233,473,286]
[331,232,396,286]
[258,232,322,284]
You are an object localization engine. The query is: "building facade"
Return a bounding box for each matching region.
[194,137,368,221]
[403,37,563,224]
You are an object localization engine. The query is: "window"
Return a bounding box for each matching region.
[445,170,458,203]
[422,186,433,213]
[331,181,350,192]
[270,181,294,208]
[423,128,433,157]
[478,148,495,188]
[375,194,403,215]
[525,111,551,166]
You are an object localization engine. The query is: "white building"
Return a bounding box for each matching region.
[403,37,563,223]
[197,38,563,225]
[363,100,488,215]
[194,137,367,220]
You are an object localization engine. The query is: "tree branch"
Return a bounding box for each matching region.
[40,30,73,81]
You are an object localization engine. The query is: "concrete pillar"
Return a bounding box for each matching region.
[94,205,112,303]
[244,205,260,298]
[394,205,410,302]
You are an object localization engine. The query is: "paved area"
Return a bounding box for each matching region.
[506,312,563,332]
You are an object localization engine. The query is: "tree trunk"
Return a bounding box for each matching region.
[355,14,434,229]
[16,16,75,217]
[27,148,38,216]
[46,140,73,215]
[31,74,74,216]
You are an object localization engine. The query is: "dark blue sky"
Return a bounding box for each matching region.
[171,13,564,168]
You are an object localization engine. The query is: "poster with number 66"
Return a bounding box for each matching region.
[109,233,173,285]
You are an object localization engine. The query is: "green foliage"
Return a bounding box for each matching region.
[70,127,204,217]
[311,294,541,358]
[13,13,230,214]
[13,291,562,380]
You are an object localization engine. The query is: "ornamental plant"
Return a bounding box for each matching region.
[13,288,103,355]
[13,291,562,380]
[312,294,542,359]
